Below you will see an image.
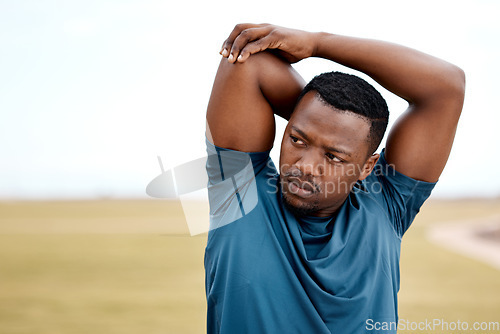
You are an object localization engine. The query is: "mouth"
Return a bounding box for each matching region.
[286,177,317,198]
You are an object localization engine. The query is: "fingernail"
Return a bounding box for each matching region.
[237,54,243,61]
[228,54,234,61]
[221,49,228,56]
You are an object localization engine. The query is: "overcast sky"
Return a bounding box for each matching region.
[1,0,499,199]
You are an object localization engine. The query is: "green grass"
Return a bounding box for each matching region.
[0,234,206,334]
[0,199,499,333]
[0,200,206,334]
[398,199,500,332]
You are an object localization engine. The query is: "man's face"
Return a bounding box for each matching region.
[279,92,379,217]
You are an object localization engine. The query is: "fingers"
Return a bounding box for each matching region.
[220,23,273,63]
[237,36,274,62]
[229,27,271,63]
[220,23,252,55]
[219,23,257,58]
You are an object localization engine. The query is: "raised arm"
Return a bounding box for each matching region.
[223,24,466,182]
[313,34,465,182]
[206,27,305,152]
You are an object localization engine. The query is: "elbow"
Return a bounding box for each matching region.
[412,63,466,107]
[445,64,466,101]
[420,63,466,111]
[453,65,466,95]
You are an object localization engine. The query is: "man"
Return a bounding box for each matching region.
[204,23,465,333]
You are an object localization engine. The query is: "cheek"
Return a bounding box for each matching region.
[344,164,361,179]
[319,176,342,197]
[279,139,288,170]
[319,166,361,197]
[323,163,360,180]
[279,143,299,172]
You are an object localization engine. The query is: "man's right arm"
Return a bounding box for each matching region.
[206,41,305,153]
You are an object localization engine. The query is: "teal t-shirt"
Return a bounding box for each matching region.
[204,140,435,333]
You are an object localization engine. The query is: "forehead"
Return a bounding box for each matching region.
[288,92,371,157]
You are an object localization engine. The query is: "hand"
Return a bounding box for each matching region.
[220,23,317,64]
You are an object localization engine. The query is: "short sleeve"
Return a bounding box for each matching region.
[205,139,276,231]
[361,149,436,237]
[205,138,273,185]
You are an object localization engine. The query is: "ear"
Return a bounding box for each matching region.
[358,153,380,181]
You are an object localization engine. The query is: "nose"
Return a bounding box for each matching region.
[295,149,323,177]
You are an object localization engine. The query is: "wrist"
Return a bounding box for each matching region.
[311,32,332,58]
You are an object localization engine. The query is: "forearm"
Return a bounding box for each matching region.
[309,32,465,181]
[312,33,465,105]
[218,23,466,181]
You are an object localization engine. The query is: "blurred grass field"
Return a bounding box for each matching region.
[0,199,499,333]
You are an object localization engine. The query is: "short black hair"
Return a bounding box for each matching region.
[297,71,389,154]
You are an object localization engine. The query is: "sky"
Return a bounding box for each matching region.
[0,0,499,199]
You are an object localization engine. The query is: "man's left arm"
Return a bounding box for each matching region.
[311,34,466,182]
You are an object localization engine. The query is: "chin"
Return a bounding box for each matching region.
[282,191,320,217]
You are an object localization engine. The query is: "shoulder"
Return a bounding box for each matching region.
[357,149,436,236]
[206,138,279,230]
[362,149,436,199]
[206,138,275,181]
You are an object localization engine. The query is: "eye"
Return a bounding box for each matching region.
[325,152,342,163]
[290,135,304,145]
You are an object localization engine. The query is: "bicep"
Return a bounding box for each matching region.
[206,52,305,152]
[385,90,465,182]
